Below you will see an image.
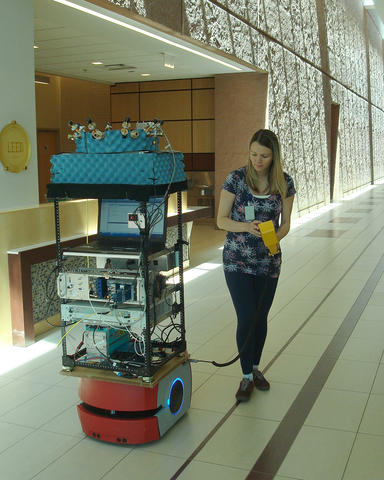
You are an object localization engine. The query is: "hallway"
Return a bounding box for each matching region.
[0,183,384,479]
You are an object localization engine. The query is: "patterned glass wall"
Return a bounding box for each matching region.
[372,106,384,181]
[367,13,384,110]
[325,0,368,98]
[107,0,383,211]
[331,81,371,194]
[182,0,327,211]
[107,0,147,15]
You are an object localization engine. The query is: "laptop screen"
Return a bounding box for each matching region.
[98,197,167,246]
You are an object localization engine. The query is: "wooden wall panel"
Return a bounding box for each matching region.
[192,89,214,119]
[110,78,215,171]
[60,77,110,152]
[110,82,139,93]
[140,79,191,91]
[158,121,192,152]
[192,77,215,89]
[35,74,61,130]
[140,90,191,120]
[192,153,215,171]
[193,120,215,152]
[111,93,139,122]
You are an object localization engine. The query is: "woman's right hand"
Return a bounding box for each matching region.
[246,220,261,237]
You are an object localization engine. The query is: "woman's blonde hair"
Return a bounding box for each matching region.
[246,129,287,198]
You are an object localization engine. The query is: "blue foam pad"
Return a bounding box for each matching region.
[50,151,186,185]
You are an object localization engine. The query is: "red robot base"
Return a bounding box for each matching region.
[73,355,191,445]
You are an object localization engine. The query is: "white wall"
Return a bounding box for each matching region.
[0,0,38,211]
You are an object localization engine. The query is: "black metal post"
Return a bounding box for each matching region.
[54,199,67,360]
[177,191,186,345]
[140,201,152,378]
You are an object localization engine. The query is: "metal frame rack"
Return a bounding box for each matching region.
[48,181,188,381]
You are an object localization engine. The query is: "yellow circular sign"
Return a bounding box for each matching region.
[0,121,31,173]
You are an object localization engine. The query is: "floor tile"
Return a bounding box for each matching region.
[304,388,368,432]
[0,429,80,480]
[190,370,212,393]
[0,377,13,388]
[350,320,384,340]
[213,322,237,347]
[0,379,50,415]
[359,393,384,435]
[102,450,184,480]
[283,333,333,357]
[0,355,51,380]
[139,408,223,458]
[266,353,320,386]
[2,185,384,480]
[32,436,131,480]
[307,269,346,288]
[195,415,278,470]
[263,330,295,354]
[277,426,355,480]
[301,315,344,336]
[1,385,79,428]
[343,433,384,480]
[345,209,372,213]
[40,405,85,438]
[55,375,81,389]
[371,364,384,394]
[180,460,248,480]
[16,359,64,386]
[325,359,377,393]
[216,349,277,379]
[340,337,384,363]
[233,381,301,422]
[0,421,34,454]
[189,342,235,374]
[190,374,239,412]
[367,291,384,306]
[315,297,355,318]
[306,229,347,238]
[329,217,361,223]
[290,286,330,304]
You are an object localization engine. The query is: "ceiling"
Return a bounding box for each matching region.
[368,0,384,31]
[33,0,254,85]
[33,0,384,86]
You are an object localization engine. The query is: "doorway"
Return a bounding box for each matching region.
[329,103,340,202]
[37,130,60,203]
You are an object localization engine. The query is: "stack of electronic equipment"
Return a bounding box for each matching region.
[48,117,188,380]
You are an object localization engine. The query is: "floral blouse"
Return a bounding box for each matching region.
[222,166,296,278]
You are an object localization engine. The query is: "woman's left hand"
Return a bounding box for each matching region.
[247,220,262,237]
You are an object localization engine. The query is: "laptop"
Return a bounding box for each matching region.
[67,196,168,255]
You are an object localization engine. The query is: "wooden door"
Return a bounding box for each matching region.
[37,130,59,203]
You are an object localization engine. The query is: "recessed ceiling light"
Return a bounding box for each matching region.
[141,73,151,76]
[53,0,243,71]
[163,53,175,69]
[92,61,103,65]
[35,74,50,85]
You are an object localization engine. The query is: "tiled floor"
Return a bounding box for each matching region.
[1,184,384,480]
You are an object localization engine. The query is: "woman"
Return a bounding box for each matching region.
[217,129,295,402]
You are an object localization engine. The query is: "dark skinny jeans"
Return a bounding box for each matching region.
[225,271,278,375]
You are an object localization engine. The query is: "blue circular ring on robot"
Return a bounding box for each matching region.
[167,377,184,415]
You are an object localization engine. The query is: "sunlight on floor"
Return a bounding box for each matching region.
[0,339,57,375]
